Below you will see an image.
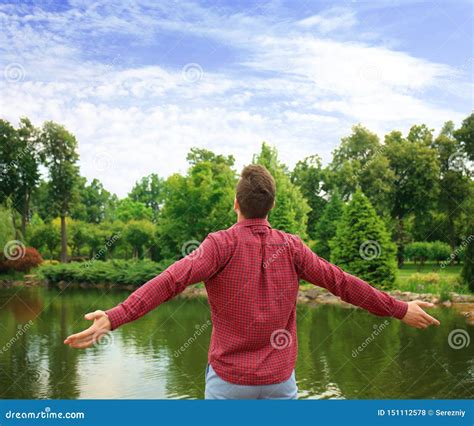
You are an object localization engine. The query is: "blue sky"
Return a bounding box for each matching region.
[1,0,472,196]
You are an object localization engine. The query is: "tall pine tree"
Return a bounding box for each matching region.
[330,190,397,288]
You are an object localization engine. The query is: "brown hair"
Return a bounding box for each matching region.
[236,164,276,219]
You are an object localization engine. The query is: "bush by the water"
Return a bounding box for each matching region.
[0,247,43,272]
[38,258,174,286]
[404,241,452,265]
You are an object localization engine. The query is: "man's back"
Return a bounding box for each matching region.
[205,218,299,385]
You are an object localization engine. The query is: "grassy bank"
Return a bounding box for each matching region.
[1,260,469,298]
[37,259,173,286]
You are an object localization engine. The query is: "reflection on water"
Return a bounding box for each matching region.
[0,287,472,399]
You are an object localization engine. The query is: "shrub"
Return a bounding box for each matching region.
[330,190,397,288]
[0,247,43,272]
[428,241,452,264]
[405,242,430,265]
[38,258,173,287]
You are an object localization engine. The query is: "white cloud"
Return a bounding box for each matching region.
[0,1,470,197]
[297,7,357,33]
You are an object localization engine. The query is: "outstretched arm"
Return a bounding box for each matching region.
[293,237,440,328]
[64,235,221,348]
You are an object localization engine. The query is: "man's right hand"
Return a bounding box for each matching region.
[64,310,112,349]
[401,300,440,329]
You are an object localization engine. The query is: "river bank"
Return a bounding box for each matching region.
[2,276,473,324]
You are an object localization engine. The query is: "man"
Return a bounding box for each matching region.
[64,164,440,399]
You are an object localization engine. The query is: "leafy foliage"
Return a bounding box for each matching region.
[330,191,397,288]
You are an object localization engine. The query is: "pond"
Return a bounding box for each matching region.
[0,286,472,399]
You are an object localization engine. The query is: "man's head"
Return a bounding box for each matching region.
[235,164,276,219]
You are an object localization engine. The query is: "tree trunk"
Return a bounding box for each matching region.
[11,209,20,240]
[60,215,68,263]
[396,218,405,268]
[21,192,29,239]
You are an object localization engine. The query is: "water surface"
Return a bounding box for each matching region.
[0,287,472,399]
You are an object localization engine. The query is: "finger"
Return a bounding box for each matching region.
[64,326,96,343]
[414,300,434,308]
[84,310,103,321]
[420,310,440,326]
[69,338,95,349]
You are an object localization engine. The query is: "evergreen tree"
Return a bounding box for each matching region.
[330,190,397,288]
[314,190,344,260]
[461,232,474,292]
[254,143,310,236]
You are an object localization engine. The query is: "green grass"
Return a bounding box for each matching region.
[396,262,467,299]
[1,260,469,298]
[0,270,27,281]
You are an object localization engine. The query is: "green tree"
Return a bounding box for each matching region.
[40,121,80,262]
[384,127,440,266]
[454,113,474,161]
[72,178,116,223]
[431,121,472,250]
[124,220,155,258]
[254,143,309,236]
[327,125,394,215]
[314,190,344,260]
[461,233,474,292]
[157,148,236,259]
[129,173,164,222]
[69,220,89,257]
[291,155,326,239]
[330,190,397,288]
[115,198,153,222]
[28,222,61,259]
[0,120,21,237]
[0,205,15,251]
[14,118,41,238]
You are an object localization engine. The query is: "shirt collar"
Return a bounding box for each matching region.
[234,218,272,228]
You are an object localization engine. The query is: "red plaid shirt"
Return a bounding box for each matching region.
[106,218,408,385]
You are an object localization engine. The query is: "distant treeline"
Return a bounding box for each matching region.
[0,114,473,288]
